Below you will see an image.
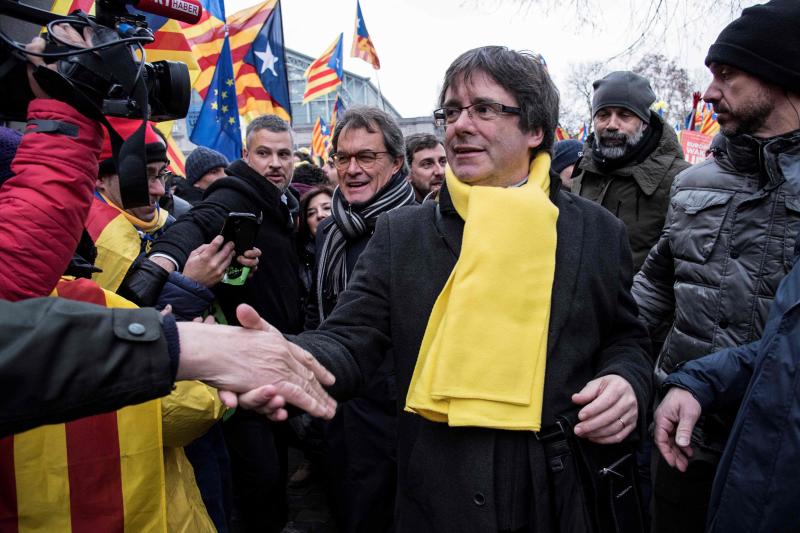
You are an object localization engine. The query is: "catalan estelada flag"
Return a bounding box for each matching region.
[0,278,166,533]
[700,103,720,136]
[311,117,332,159]
[241,0,291,121]
[303,34,344,104]
[183,0,290,122]
[350,0,380,69]
[555,126,570,141]
[330,94,347,134]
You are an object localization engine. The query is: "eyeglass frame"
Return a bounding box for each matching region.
[147,163,173,185]
[433,101,522,127]
[330,150,393,171]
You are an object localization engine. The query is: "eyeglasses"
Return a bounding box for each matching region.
[433,102,521,127]
[147,165,172,185]
[331,150,391,171]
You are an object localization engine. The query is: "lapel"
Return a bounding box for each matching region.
[433,184,464,260]
[546,192,584,355]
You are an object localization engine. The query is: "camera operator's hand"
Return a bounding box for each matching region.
[25,24,95,98]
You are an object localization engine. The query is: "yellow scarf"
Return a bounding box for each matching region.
[404,153,559,431]
[98,191,169,233]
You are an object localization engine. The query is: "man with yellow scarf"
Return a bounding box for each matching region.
[268,46,652,533]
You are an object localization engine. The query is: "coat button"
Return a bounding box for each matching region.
[473,492,486,506]
[730,249,740,259]
[128,322,146,336]
[719,319,729,329]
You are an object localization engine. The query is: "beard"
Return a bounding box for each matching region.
[596,122,647,159]
[716,94,774,137]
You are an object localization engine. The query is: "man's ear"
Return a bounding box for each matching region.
[526,127,544,151]
[391,155,404,175]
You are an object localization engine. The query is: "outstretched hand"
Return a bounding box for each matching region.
[176,304,336,421]
[572,374,638,444]
[654,387,701,472]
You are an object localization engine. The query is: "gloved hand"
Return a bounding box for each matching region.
[117,255,170,307]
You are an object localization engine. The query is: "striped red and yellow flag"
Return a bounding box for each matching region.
[155,122,188,177]
[303,34,344,104]
[0,278,166,533]
[50,0,94,15]
[699,103,720,137]
[311,116,331,159]
[555,126,570,141]
[182,0,289,122]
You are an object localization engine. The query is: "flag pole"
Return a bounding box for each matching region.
[374,70,386,111]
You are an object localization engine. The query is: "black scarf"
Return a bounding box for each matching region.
[590,112,663,172]
[316,170,415,321]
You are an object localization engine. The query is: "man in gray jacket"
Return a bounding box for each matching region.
[572,71,690,271]
[633,0,800,530]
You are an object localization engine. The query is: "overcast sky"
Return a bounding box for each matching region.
[226,0,752,118]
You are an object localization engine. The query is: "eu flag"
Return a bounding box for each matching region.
[243,0,291,117]
[190,36,242,162]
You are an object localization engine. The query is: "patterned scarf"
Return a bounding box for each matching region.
[316,170,415,321]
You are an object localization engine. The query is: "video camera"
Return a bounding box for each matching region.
[0,0,201,207]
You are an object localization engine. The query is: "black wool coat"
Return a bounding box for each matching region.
[291,178,652,532]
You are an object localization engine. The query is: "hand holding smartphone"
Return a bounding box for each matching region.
[219,212,260,285]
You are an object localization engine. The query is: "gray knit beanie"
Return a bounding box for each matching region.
[185,147,229,185]
[592,71,656,123]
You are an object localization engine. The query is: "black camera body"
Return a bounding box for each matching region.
[0,0,190,122]
[0,0,193,208]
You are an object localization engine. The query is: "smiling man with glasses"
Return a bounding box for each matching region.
[259,46,653,532]
[306,105,415,532]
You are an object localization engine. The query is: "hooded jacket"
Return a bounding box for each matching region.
[572,112,690,270]
[149,159,303,331]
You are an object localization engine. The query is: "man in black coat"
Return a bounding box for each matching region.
[260,47,652,532]
[148,115,303,532]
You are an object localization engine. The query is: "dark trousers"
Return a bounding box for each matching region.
[324,396,397,533]
[184,422,233,533]
[223,411,289,533]
[651,452,717,533]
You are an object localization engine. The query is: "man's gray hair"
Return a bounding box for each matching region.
[331,106,406,172]
[438,46,560,154]
[245,114,294,149]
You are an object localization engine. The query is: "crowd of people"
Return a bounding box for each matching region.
[1,0,800,532]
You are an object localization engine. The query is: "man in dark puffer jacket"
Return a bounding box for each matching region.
[633,1,800,530]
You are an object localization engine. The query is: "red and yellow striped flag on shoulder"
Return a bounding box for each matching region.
[0,278,166,533]
[50,0,93,15]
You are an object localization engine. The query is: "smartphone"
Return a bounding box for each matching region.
[219,212,260,285]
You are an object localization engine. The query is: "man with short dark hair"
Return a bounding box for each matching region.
[147,114,303,532]
[638,1,800,531]
[572,71,689,270]
[404,133,446,201]
[306,105,415,533]
[272,46,652,532]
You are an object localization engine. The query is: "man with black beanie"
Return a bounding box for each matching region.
[571,71,690,271]
[634,1,800,532]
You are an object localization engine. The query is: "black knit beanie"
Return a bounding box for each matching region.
[705,0,800,91]
[592,71,656,123]
[185,146,229,185]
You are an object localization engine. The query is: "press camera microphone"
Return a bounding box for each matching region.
[129,0,202,24]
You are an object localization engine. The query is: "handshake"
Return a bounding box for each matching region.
[177,303,337,421]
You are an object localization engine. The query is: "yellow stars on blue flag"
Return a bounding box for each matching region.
[190,36,243,161]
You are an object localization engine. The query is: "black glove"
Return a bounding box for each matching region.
[117,255,170,307]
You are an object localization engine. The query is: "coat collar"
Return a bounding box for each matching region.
[434,175,583,352]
